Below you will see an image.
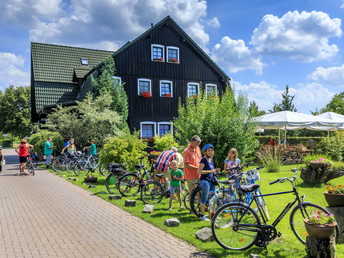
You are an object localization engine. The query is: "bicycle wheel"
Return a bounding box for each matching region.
[290,203,338,244]
[74,159,88,176]
[208,192,235,219]
[105,174,119,194]
[27,162,35,175]
[183,192,190,210]
[118,173,141,197]
[98,162,109,176]
[141,181,164,204]
[52,158,63,173]
[190,186,202,217]
[66,160,77,174]
[211,203,260,250]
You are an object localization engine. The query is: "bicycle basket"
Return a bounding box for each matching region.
[244,169,260,184]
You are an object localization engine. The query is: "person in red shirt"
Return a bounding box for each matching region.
[182,135,202,210]
[15,139,34,175]
[269,138,276,147]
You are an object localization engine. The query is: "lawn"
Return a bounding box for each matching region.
[45,164,343,257]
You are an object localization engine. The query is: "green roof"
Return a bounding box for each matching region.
[31,42,113,83]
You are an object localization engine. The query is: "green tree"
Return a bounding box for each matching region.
[270,85,297,112]
[92,57,129,131]
[29,130,64,155]
[249,101,265,117]
[0,86,35,138]
[46,93,122,148]
[153,133,179,151]
[174,87,258,166]
[319,92,344,115]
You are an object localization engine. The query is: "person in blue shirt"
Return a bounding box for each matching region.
[197,144,220,221]
[83,139,97,156]
[44,137,55,168]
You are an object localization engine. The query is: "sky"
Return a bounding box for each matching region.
[0,0,344,114]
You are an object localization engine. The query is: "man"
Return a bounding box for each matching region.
[83,139,97,156]
[44,137,55,168]
[155,148,177,187]
[183,135,202,209]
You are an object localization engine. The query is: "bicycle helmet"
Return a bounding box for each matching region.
[202,144,214,151]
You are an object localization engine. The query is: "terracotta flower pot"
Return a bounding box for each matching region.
[304,219,337,240]
[324,192,344,207]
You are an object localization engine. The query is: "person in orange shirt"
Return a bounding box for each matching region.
[182,135,202,210]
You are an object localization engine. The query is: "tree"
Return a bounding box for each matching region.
[318,92,344,115]
[270,85,297,112]
[0,85,35,138]
[249,101,265,117]
[174,86,258,166]
[46,93,122,148]
[92,57,129,131]
[29,130,64,155]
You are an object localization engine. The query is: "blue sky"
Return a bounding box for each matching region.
[0,0,343,114]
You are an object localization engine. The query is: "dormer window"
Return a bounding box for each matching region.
[151,44,164,62]
[80,58,89,66]
[167,46,179,63]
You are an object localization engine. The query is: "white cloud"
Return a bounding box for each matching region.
[211,36,264,74]
[29,0,211,50]
[0,53,30,90]
[251,11,342,62]
[207,17,220,28]
[308,65,344,87]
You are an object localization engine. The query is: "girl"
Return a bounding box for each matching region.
[224,148,241,176]
[15,139,34,175]
[197,144,220,221]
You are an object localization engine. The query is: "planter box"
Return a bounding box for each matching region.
[324,192,344,207]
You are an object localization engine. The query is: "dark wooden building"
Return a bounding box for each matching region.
[31,16,230,139]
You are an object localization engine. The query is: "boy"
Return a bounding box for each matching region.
[168,160,184,211]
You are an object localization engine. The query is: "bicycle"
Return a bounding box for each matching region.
[25,155,35,175]
[73,153,99,176]
[105,163,129,194]
[211,169,339,251]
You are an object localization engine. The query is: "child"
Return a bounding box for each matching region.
[168,160,184,211]
[224,148,241,176]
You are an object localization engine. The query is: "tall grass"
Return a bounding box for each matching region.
[256,147,283,172]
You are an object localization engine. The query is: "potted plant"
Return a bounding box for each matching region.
[304,211,337,240]
[153,57,164,62]
[84,174,98,183]
[168,57,178,63]
[307,157,334,169]
[324,184,344,207]
[140,91,152,98]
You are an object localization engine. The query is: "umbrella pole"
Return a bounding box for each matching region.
[278,129,281,145]
[284,125,287,146]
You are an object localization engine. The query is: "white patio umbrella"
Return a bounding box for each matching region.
[256,111,343,144]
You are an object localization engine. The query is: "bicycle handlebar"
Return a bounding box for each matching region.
[269,170,298,185]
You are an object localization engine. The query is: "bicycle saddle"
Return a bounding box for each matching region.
[240,183,260,193]
[135,164,145,169]
[155,173,164,177]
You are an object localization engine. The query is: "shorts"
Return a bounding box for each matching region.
[186,178,200,193]
[19,156,27,163]
[170,185,181,194]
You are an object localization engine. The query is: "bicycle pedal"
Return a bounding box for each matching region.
[277,232,282,237]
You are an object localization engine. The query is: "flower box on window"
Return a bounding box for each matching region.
[140,92,152,98]
[168,58,178,63]
[163,93,172,98]
[191,95,198,99]
[153,57,164,62]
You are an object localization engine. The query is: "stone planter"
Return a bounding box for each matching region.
[84,177,98,183]
[304,219,337,240]
[324,192,344,207]
[309,163,327,169]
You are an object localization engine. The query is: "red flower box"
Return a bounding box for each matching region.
[153,57,164,62]
[168,58,178,63]
[140,92,152,98]
[164,93,172,98]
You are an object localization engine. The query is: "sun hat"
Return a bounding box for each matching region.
[202,144,214,151]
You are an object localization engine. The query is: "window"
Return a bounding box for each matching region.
[160,80,173,97]
[151,44,164,62]
[138,79,152,96]
[80,58,89,66]
[206,84,217,96]
[158,122,173,137]
[112,76,122,84]
[167,46,179,63]
[140,122,156,139]
[187,82,199,97]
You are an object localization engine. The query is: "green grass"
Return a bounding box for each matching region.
[44,165,344,257]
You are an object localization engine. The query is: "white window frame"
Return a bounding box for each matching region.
[151,44,165,62]
[187,82,200,97]
[166,46,180,63]
[159,80,173,97]
[206,83,218,96]
[80,58,89,66]
[158,122,173,137]
[112,76,122,85]
[137,78,152,95]
[140,122,156,139]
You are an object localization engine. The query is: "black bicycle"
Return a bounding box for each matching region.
[211,169,339,251]
[105,163,128,194]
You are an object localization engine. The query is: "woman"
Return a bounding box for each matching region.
[197,144,220,221]
[224,148,241,176]
[0,145,4,173]
[61,138,76,156]
[15,139,34,175]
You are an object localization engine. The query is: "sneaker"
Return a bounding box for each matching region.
[179,205,183,209]
[168,208,172,211]
[200,215,210,221]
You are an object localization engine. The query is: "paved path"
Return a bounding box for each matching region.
[0,149,210,258]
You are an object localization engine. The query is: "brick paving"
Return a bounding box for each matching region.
[0,149,212,258]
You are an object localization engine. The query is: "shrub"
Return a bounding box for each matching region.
[0,139,13,148]
[302,155,334,167]
[100,132,147,171]
[256,148,283,172]
[29,130,64,155]
[315,132,344,161]
[153,133,179,151]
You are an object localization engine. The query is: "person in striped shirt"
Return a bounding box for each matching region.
[155,148,177,187]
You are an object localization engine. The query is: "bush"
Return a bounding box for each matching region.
[315,132,344,161]
[256,148,283,172]
[153,133,179,151]
[0,139,13,148]
[100,132,147,171]
[29,130,64,155]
